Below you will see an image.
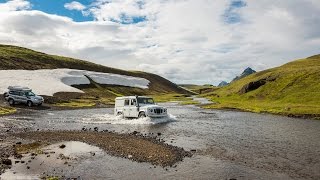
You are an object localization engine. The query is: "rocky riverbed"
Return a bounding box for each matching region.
[0,130,192,176]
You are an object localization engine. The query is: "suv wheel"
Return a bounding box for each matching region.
[138,112,146,119]
[27,101,33,107]
[8,99,15,106]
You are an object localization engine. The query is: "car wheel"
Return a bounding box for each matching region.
[138,112,146,118]
[8,99,15,106]
[117,112,123,117]
[27,101,33,107]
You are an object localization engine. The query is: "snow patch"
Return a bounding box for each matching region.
[0,69,149,96]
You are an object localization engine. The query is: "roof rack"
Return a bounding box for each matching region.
[8,86,32,91]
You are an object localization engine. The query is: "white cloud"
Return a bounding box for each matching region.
[64,1,86,11]
[0,0,320,85]
[0,0,30,11]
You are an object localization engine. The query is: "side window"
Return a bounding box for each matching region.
[19,92,25,96]
[131,99,137,106]
[124,99,130,106]
[10,91,18,95]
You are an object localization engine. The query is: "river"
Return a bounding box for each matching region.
[0,101,319,180]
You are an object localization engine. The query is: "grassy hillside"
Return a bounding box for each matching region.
[0,44,190,96]
[202,55,320,118]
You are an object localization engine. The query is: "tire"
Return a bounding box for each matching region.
[8,99,15,106]
[27,101,33,107]
[116,112,123,118]
[138,112,146,119]
[3,93,7,98]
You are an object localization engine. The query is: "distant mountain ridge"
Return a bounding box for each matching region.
[218,81,229,87]
[232,67,256,82]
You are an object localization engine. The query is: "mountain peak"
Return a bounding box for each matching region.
[218,81,229,87]
[232,67,256,82]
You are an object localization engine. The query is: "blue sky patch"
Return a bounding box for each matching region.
[223,0,247,24]
[0,0,94,22]
[110,13,147,24]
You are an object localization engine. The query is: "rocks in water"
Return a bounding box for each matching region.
[14,154,23,159]
[16,142,22,145]
[2,159,12,166]
[157,132,162,136]
[59,144,66,149]
[94,127,99,132]
[190,149,197,152]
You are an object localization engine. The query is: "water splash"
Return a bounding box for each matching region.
[81,114,177,125]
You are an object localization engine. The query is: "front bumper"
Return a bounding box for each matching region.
[32,99,44,105]
[147,114,168,118]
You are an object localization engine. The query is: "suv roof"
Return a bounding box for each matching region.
[115,96,151,100]
[8,86,32,91]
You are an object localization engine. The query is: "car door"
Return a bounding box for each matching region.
[129,99,139,118]
[123,99,130,117]
[19,91,28,104]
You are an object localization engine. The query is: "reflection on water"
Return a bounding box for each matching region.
[1,103,320,179]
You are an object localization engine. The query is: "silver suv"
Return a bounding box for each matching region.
[4,86,44,107]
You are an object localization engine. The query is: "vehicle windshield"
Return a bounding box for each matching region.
[137,97,154,105]
[25,91,35,97]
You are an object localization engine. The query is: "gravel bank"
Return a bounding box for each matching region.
[12,130,192,167]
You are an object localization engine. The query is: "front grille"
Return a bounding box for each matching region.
[154,108,163,114]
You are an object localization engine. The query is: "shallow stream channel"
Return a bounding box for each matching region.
[0,98,319,179]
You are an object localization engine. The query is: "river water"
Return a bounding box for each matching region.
[0,101,319,180]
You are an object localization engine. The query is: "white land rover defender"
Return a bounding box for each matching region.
[114,96,167,118]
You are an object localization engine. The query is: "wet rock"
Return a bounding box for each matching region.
[46,155,50,157]
[27,166,30,169]
[15,161,20,164]
[2,159,12,166]
[94,127,99,132]
[59,144,66,149]
[190,149,197,152]
[16,142,22,145]
[157,132,162,136]
[14,154,23,159]
[132,131,139,135]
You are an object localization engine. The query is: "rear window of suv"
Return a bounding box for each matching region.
[9,91,19,95]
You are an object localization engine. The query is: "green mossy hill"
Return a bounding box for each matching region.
[0,44,189,95]
[203,55,320,118]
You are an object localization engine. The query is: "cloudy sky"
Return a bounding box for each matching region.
[0,0,319,85]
